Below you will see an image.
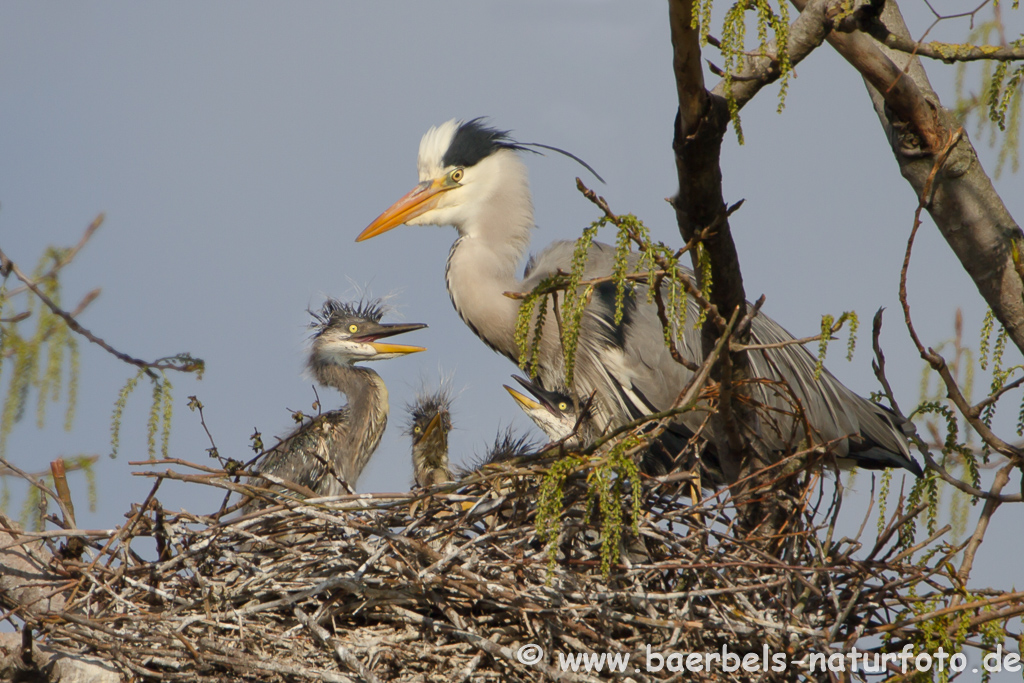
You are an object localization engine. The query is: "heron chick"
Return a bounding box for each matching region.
[504,375,718,481]
[247,299,425,507]
[483,426,541,465]
[503,375,591,450]
[449,426,540,480]
[406,388,453,488]
[357,118,922,479]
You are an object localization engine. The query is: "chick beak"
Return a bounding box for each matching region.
[358,321,428,356]
[504,385,543,412]
[421,412,443,441]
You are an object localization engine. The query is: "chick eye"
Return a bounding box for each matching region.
[450,168,464,183]
[414,426,422,434]
[558,401,568,411]
[349,324,358,333]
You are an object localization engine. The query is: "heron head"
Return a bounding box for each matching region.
[504,375,577,442]
[309,298,426,365]
[405,388,454,450]
[357,118,531,241]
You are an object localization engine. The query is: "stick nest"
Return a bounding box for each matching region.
[7,458,951,682]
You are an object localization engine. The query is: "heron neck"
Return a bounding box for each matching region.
[412,435,449,487]
[311,361,389,484]
[445,180,533,363]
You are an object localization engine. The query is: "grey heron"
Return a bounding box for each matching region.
[357,118,922,478]
[503,376,592,451]
[406,388,453,487]
[504,374,719,481]
[247,299,426,506]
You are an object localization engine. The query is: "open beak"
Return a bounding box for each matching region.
[510,375,574,417]
[360,321,428,356]
[504,384,543,412]
[357,177,450,242]
[368,342,426,356]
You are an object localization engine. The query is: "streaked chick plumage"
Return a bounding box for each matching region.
[406,387,454,488]
[245,299,425,508]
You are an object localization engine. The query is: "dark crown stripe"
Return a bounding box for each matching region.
[442,118,527,168]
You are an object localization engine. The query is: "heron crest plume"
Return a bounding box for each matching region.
[309,298,388,334]
[419,118,603,185]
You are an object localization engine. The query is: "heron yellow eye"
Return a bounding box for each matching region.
[450,168,464,183]
[414,426,421,434]
[558,401,568,411]
[349,324,358,333]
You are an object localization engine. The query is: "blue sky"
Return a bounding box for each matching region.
[2,2,1021,658]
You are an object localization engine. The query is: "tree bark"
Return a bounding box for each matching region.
[791,0,1024,355]
[666,1,837,522]
[669,0,758,489]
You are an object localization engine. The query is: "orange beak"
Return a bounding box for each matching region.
[367,342,426,356]
[356,177,450,242]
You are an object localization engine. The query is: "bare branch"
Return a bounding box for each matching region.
[795,0,1024,356]
[2,214,103,298]
[860,23,1024,63]
[899,128,1023,463]
[0,246,202,376]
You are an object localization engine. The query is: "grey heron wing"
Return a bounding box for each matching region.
[599,250,914,468]
[527,250,719,478]
[519,240,917,473]
[518,239,581,290]
[746,313,915,463]
[254,409,352,493]
[519,241,698,427]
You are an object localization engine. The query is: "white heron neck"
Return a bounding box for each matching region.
[444,166,534,362]
[446,240,523,360]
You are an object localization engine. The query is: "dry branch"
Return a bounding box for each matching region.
[1,449,1014,682]
[0,246,202,376]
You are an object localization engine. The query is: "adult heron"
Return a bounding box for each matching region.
[406,388,454,488]
[246,299,426,507]
[357,119,922,478]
